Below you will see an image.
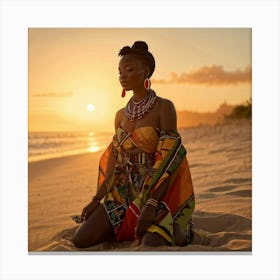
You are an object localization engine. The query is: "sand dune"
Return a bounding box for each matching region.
[29,119,252,252]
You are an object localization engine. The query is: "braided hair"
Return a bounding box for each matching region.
[118,41,155,78]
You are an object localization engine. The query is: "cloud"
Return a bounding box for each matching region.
[32,92,73,98]
[152,65,251,86]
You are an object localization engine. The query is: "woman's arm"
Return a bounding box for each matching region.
[93,108,124,200]
[81,109,124,220]
[93,144,117,201]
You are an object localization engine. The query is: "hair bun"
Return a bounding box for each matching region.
[118,41,155,78]
[132,41,148,52]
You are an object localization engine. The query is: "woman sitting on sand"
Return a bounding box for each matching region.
[73,41,195,248]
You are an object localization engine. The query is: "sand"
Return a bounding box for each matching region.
[28,119,252,252]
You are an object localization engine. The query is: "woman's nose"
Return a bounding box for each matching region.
[119,72,127,80]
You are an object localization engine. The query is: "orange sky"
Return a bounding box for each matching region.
[28,28,251,132]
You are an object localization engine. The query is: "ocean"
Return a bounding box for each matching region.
[28,127,195,163]
[28,131,113,162]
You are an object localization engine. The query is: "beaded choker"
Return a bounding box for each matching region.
[125,89,157,121]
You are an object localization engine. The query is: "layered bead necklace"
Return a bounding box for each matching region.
[125,89,157,121]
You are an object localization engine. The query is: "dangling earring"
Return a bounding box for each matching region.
[144,78,151,90]
[121,88,126,98]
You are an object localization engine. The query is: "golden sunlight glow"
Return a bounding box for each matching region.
[87,104,95,112]
[88,145,100,153]
[28,29,251,132]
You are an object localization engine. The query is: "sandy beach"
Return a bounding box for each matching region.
[28,119,252,252]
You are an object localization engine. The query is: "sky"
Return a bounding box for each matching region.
[28,28,251,132]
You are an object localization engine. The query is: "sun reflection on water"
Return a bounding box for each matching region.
[88,132,100,153]
[88,145,100,153]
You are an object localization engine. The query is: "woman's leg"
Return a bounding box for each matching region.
[73,204,115,248]
[141,222,189,247]
[173,222,188,246]
[141,232,170,247]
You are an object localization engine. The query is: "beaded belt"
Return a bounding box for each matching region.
[124,152,155,165]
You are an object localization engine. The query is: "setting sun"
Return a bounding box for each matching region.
[87,104,95,112]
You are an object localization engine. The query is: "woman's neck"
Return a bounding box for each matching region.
[132,88,150,102]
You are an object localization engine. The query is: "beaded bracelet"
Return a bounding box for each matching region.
[146,198,159,208]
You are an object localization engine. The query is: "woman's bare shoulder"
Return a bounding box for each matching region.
[115,107,125,118]
[156,96,177,131]
[156,96,176,111]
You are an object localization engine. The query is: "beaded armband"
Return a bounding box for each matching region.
[146,198,159,208]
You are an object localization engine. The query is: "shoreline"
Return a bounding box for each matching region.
[28,119,251,164]
[28,149,106,165]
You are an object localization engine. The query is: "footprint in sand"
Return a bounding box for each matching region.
[196,193,217,199]
[226,189,252,197]
[208,185,235,193]
[226,147,244,153]
[224,178,251,184]
[205,185,251,198]
[208,148,225,154]
[189,163,211,169]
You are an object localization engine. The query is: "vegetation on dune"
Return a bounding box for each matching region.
[224,98,252,120]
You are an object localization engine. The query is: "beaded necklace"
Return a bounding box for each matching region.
[125,89,157,121]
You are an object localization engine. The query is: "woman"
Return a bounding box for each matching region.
[73,41,195,248]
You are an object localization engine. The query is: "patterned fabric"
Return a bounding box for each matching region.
[115,126,159,153]
[98,127,195,245]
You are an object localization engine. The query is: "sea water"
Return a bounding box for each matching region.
[28,131,113,162]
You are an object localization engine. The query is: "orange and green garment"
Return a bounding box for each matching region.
[97,126,195,245]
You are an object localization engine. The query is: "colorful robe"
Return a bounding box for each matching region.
[97,126,195,245]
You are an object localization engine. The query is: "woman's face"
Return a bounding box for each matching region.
[118,54,147,91]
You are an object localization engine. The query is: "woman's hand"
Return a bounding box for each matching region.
[81,198,100,221]
[136,204,157,237]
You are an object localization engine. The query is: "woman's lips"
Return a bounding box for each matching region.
[121,82,128,87]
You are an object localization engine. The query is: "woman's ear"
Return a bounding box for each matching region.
[145,66,150,78]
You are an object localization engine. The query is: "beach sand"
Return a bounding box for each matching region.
[28,119,252,252]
